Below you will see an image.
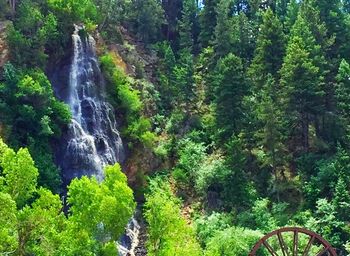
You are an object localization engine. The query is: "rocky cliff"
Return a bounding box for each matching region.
[0,21,10,68]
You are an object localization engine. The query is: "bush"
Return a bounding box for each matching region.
[195,212,233,246]
[204,227,266,256]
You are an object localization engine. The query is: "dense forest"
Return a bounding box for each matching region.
[2,0,350,255]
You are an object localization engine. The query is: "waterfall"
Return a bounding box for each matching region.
[61,25,124,181]
[58,25,139,255]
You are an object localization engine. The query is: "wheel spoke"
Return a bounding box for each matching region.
[263,240,279,256]
[293,230,298,256]
[316,246,330,256]
[249,227,336,256]
[302,235,315,256]
[278,231,290,256]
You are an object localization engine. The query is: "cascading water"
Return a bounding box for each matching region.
[62,25,124,181]
[56,25,139,255]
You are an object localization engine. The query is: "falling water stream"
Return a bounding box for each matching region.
[57,25,139,255]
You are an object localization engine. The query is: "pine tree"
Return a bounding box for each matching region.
[214,53,247,141]
[249,8,285,89]
[276,0,291,22]
[199,0,219,48]
[254,75,287,201]
[235,12,256,61]
[213,0,233,58]
[174,0,196,109]
[280,15,324,152]
[179,0,196,51]
[162,0,183,41]
[284,0,299,34]
[335,59,350,142]
[133,0,165,43]
[332,174,350,221]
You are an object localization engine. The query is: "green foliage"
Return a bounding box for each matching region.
[204,227,265,256]
[48,0,98,24]
[68,164,136,240]
[303,147,350,206]
[0,138,38,208]
[199,0,219,48]
[249,8,285,88]
[130,0,165,44]
[214,53,247,142]
[0,192,18,254]
[100,53,156,147]
[144,177,203,256]
[336,59,350,143]
[280,14,324,152]
[0,140,136,255]
[0,66,70,192]
[306,198,348,249]
[195,212,233,246]
[237,198,278,233]
[7,0,59,68]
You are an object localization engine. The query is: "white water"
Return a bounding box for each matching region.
[62,25,139,255]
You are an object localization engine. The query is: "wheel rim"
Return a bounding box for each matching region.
[249,227,337,256]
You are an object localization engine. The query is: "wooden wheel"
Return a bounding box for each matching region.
[249,227,337,256]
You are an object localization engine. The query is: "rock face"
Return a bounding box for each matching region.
[0,21,11,68]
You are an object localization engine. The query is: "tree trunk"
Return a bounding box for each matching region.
[302,113,309,152]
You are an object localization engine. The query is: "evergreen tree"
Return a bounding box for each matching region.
[335,59,350,142]
[249,8,285,89]
[179,0,196,51]
[280,15,324,152]
[199,0,219,48]
[132,0,165,43]
[253,76,286,201]
[214,53,247,141]
[162,0,183,41]
[276,0,291,22]
[213,0,233,58]
[332,174,350,221]
[284,0,299,34]
[174,0,196,109]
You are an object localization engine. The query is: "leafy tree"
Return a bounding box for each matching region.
[303,147,350,207]
[144,177,202,256]
[16,188,65,255]
[0,138,38,208]
[0,66,70,192]
[68,164,136,241]
[48,0,98,24]
[0,192,18,254]
[175,138,206,185]
[7,0,59,68]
